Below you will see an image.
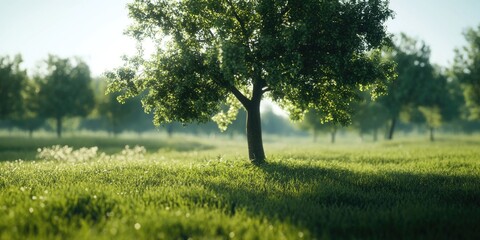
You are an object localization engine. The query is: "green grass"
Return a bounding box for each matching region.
[0,135,479,239]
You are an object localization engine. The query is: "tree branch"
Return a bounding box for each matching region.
[280,3,290,17]
[209,65,251,108]
[228,85,251,108]
[225,0,249,39]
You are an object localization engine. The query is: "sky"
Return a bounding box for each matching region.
[1,0,480,77]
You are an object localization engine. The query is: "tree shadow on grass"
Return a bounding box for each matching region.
[200,162,480,239]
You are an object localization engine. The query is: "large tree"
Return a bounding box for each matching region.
[452,24,480,120]
[0,54,27,119]
[107,0,395,163]
[37,55,95,138]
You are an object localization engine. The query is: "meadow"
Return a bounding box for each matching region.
[0,134,479,239]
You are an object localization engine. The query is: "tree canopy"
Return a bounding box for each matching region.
[299,108,339,143]
[379,33,435,139]
[452,24,480,120]
[107,0,395,163]
[37,55,95,137]
[352,90,389,141]
[0,55,27,119]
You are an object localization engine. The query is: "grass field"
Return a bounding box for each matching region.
[0,135,479,239]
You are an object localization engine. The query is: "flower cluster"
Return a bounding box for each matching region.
[36,145,146,162]
[115,145,146,161]
[37,145,99,162]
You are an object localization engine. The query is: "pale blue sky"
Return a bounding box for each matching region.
[1,0,480,76]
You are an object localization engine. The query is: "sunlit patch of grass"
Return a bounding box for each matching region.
[0,135,479,239]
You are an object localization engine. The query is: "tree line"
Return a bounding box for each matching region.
[1,28,480,142]
[1,55,93,138]
[300,30,480,142]
[0,55,296,138]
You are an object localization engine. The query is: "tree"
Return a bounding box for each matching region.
[352,91,389,141]
[416,66,457,142]
[14,77,45,137]
[107,0,395,163]
[37,55,95,138]
[98,90,144,136]
[452,24,480,120]
[261,106,296,136]
[0,54,27,120]
[441,75,467,133]
[379,33,434,140]
[299,109,338,143]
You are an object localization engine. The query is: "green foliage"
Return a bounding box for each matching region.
[13,76,46,135]
[399,66,453,129]
[98,90,144,135]
[380,33,435,119]
[0,137,480,239]
[378,34,460,139]
[352,90,389,138]
[0,54,27,119]
[37,55,95,120]
[0,56,46,135]
[452,24,480,120]
[37,55,95,137]
[106,0,395,126]
[299,109,338,142]
[418,106,442,128]
[106,0,395,162]
[211,94,242,132]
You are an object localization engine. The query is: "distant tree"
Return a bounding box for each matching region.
[379,33,435,140]
[352,91,389,141]
[37,55,95,138]
[442,75,467,132]
[299,109,338,143]
[261,106,295,136]
[14,77,45,137]
[416,67,456,141]
[0,54,27,120]
[107,0,394,163]
[122,103,156,135]
[452,25,480,120]
[98,90,143,136]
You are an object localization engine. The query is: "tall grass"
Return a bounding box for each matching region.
[0,136,479,239]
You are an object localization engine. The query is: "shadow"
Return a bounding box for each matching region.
[196,161,480,239]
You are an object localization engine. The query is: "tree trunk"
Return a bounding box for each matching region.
[387,117,396,140]
[28,128,33,138]
[430,127,434,142]
[373,128,378,142]
[246,101,266,164]
[56,116,62,138]
[313,128,318,143]
[331,128,337,144]
[166,125,173,138]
